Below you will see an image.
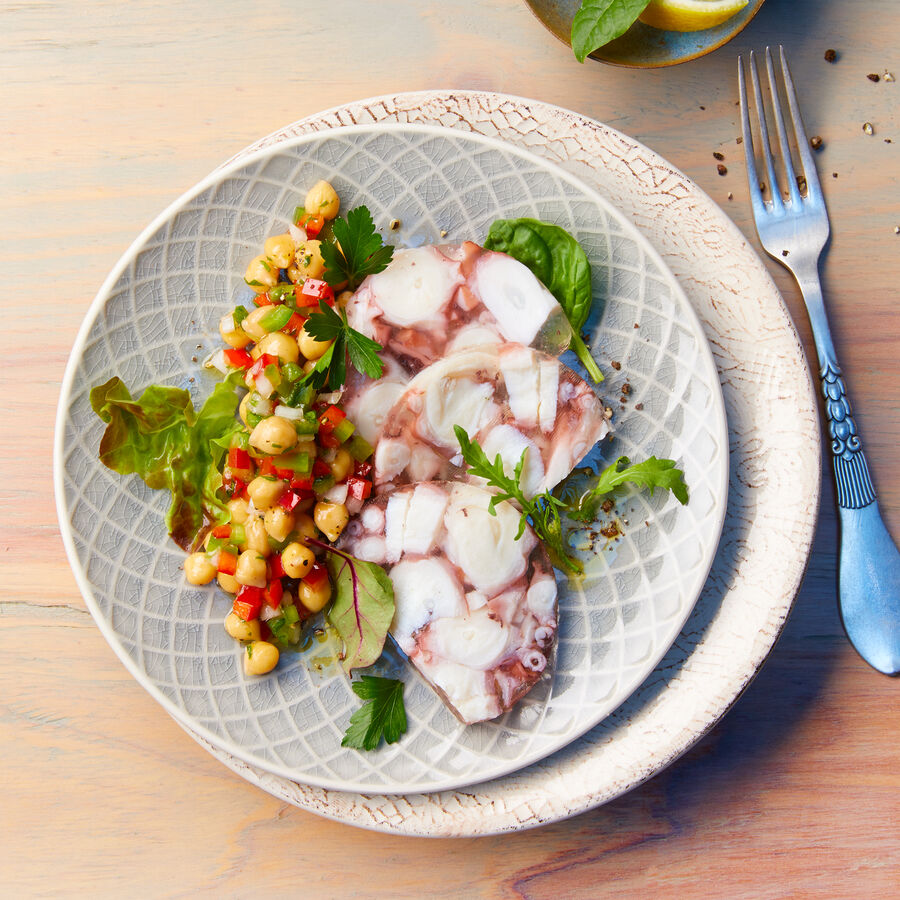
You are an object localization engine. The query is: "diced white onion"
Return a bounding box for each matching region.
[289,222,307,243]
[203,348,228,374]
[272,403,305,421]
[255,374,275,398]
[220,313,236,334]
[260,603,282,622]
[324,482,349,504]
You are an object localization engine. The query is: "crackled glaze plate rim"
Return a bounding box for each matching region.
[176,91,820,835]
[54,120,728,796]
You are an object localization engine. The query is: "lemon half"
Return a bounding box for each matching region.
[638,0,750,32]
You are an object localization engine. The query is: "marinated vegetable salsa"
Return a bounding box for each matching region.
[176,180,374,675]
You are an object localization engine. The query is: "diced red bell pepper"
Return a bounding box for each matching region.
[224,348,254,370]
[258,457,278,478]
[263,578,283,608]
[317,405,346,434]
[247,354,278,384]
[283,311,306,335]
[228,447,251,471]
[302,562,329,591]
[318,431,341,450]
[290,474,314,492]
[346,475,372,501]
[211,524,232,539]
[312,458,332,477]
[297,212,325,238]
[217,550,238,576]
[233,585,264,621]
[221,474,248,499]
[353,460,373,478]
[268,554,285,580]
[253,292,275,307]
[300,278,334,304]
[279,490,303,512]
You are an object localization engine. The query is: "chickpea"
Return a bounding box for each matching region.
[292,240,326,280]
[217,572,240,594]
[241,304,282,341]
[298,576,332,614]
[247,475,286,510]
[219,313,251,349]
[263,232,296,268]
[235,549,268,588]
[244,254,278,293]
[250,416,298,455]
[239,393,253,426]
[184,552,216,585]
[293,512,318,543]
[305,180,340,220]
[256,332,300,365]
[298,325,333,361]
[244,640,280,676]
[330,448,353,482]
[336,289,354,308]
[227,497,251,525]
[281,541,315,578]
[244,516,272,558]
[314,501,350,543]
[224,611,261,643]
[264,506,295,543]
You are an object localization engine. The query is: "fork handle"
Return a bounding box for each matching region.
[797,267,876,509]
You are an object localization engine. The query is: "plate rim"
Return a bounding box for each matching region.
[53,119,729,794]
[175,89,819,835]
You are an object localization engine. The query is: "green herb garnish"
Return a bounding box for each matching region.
[302,298,384,391]
[341,676,408,751]
[560,456,689,522]
[483,218,603,383]
[320,205,394,291]
[454,426,581,576]
[571,0,651,64]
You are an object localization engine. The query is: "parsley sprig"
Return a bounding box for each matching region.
[320,206,394,291]
[301,299,384,391]
[341,676,408,751]
[454,426,582,577]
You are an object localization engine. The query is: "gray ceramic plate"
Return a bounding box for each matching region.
[55,123,728,795]
[526,0,766,67]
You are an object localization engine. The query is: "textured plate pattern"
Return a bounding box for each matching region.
[180,92,820,833]
[56,124,727,794]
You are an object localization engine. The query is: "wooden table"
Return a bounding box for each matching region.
[3,0,897,895]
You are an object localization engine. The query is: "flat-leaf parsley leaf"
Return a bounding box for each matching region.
[341,676,408,751]
[320,205,394,291]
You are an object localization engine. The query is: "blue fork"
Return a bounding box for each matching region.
[739,46,900,675]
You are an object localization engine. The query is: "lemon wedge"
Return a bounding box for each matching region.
[638,0,749,32]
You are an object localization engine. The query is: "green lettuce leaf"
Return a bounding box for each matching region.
[90,376,244,550]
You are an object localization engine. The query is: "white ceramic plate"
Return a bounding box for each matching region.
[171,93,820,834]
[55,122,728,794]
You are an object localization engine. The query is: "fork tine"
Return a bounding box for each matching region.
[738,57,767,220]
[778,45,823,204]
[748,50,784,213]
[764,47,803,206]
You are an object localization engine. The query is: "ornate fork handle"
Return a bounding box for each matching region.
[821,359,876,510]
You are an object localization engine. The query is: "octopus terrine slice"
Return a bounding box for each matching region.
[339,482,558,725]
[341,242,575,444]
[374,343,610,497]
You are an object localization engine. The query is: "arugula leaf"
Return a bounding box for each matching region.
[571,0,651,64]
[302,299,383,391]
[561,456,689,522]
[484,218,603,383]
[320,205,394,291]
[308,540,396,673]
[90,375,243,550]
[454,426,582,577]
[341,676,407,751]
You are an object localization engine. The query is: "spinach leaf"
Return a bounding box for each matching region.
[571,0,651,64]
[90,375,244,550]
[484,218,603,383]
[311,540,395,673]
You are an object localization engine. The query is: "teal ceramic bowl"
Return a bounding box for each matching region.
[526,0,766,67]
